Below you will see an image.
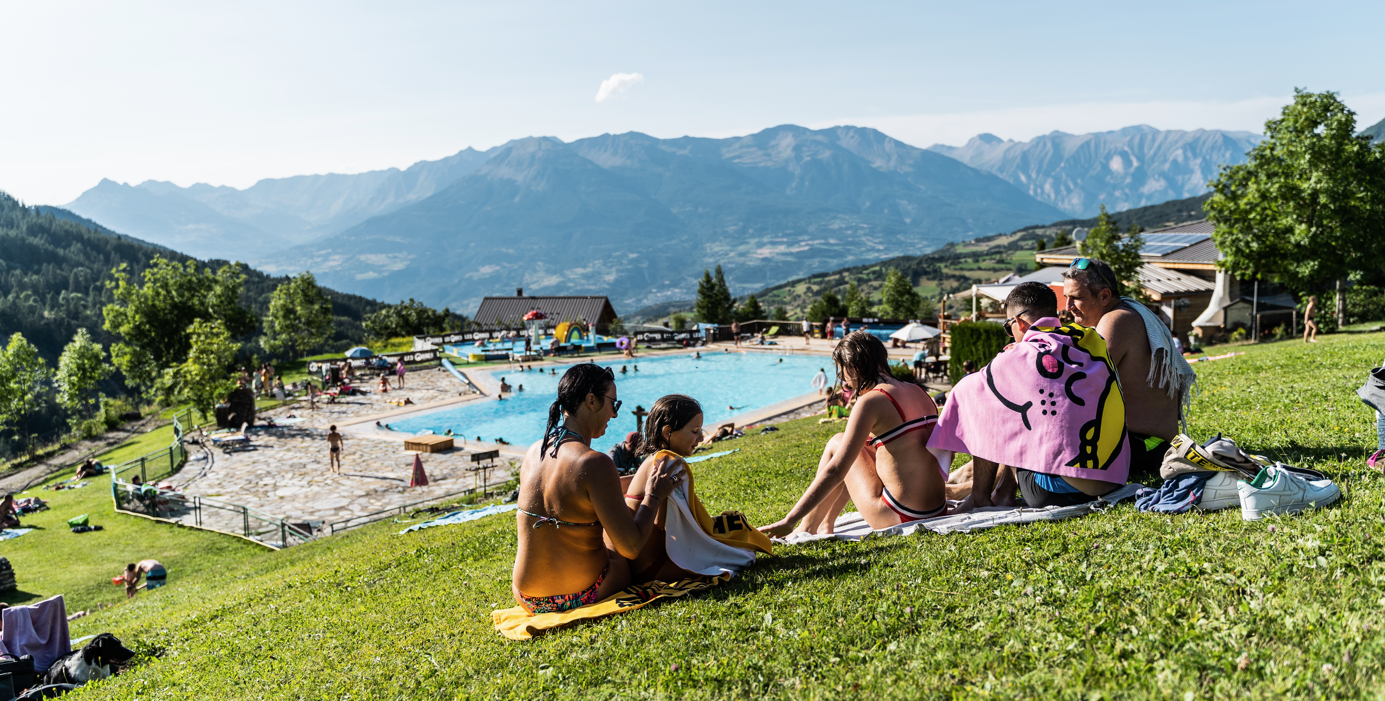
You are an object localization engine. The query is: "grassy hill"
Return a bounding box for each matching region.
[35,328,1385,699]
[754,193,1213,319]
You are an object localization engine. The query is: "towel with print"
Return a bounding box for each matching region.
[652,450,773,557]
[493,573,732,640]
[928,318,1130,484]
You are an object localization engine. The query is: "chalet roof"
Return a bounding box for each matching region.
[1035,220,1220,268]
[473,296,618,327]
[1137,264,1215,296]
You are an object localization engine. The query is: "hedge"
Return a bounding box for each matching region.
[948,321,1010,385]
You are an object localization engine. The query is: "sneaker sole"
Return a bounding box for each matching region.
[1240,486,1341,521]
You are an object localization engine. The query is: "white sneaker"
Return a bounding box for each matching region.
[1238,466,1341,521]
[1196,471,1241,511]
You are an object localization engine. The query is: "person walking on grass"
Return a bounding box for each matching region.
[327,425,344,475]
[1303,295,1320,343]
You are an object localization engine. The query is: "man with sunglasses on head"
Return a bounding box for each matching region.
[1062,257,1196,475]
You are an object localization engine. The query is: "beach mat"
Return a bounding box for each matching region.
[779,483,1144,544]
[687,449,738,463]
[398,504,517,534]
[492,573,732,640]
[0,529,32,541]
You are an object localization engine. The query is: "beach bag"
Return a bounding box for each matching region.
[66,514,89,528]
[1356,366,1385,414]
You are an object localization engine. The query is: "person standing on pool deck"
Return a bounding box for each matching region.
[761,332,945,536]
[840,318,850,341]
[512,364,684,613]
[731,320,740,347]
[802,317,812,346]
[327,425,344,475]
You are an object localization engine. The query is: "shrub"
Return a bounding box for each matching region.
[670,313,688,331]
[1347,285,1385,324]
[948,321,1010,384]
[1229,327,1248,343]
[890,362,915,383]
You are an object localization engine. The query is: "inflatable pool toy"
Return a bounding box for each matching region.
[554,322,587,345]
[616,336,631,350]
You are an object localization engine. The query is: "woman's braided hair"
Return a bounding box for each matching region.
[542,363,615,457]
[641,394,703,456]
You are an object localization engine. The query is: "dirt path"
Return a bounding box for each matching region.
[0,415,163,493]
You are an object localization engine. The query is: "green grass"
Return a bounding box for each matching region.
[44,330,1385,698]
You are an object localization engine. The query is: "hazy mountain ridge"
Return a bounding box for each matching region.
[269,125,1065,312]
[63,147,494,259]
[928,125,1262,217]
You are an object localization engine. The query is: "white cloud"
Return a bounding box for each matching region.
[821,92,1385,149]
[595,73,644,103]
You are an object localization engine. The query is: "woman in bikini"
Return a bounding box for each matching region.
[617,394,705,583]
[512,364,685,614]
[761,331,946,536]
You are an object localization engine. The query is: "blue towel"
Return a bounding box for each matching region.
[1135,472,1216,514]
[399,504,518,534]
[687,449,739,463]
[0,529,31,541]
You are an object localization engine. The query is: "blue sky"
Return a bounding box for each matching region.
[2,0,1381,205]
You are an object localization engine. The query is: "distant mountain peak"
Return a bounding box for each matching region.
[974,133,1005,145]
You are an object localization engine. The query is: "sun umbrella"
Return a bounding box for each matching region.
[889,323,943,342]
[344,347,374,358]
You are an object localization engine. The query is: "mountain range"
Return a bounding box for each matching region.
[928,126,1262,217]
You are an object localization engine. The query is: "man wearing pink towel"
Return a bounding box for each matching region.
[929,283,1131,510]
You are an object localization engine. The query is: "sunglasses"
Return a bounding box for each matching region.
[1069,257,1119,292]
[600,394,622,414]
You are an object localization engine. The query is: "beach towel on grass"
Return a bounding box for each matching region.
[0,529,31,541]
[928,318,1131,486]
[399,504,517,534]
[778,483,1144,544]
[491,450,769,639]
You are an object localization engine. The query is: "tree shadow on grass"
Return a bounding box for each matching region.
[0,589,46,606]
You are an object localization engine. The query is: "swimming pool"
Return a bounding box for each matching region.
[389,352,830,452]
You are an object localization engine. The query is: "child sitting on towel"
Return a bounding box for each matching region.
[616,395,707,583]
[929,283,1131,511]
[762,332,947,536]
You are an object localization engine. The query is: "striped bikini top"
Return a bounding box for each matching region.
[865,386,938,447]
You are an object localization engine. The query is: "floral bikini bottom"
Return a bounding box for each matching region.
[519,563,608,614]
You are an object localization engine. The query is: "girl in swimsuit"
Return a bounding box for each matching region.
[512,364,685,614]
[761,331,946,536]
[617,394,705,583]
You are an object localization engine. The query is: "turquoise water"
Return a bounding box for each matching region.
[390,352,829,451]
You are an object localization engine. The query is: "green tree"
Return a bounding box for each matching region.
[669,313,688,331]
[1078,205,1146,299]
[738,293,766,321]
[0,333,53,457]
[771,306,788,321]
[878,269,923,319]
[843,282,874,318]
[1053,229,1075,248]
[1206,89,1385,328]
[55,328,109,421]
[806,288,846,323]
[363,299,465,340]
[694,266,734,324]
[102,258,254,394]
[262,272,334,358]
[165,319,238,420]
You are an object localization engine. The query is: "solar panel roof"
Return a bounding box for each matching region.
[1142,232,1210,256]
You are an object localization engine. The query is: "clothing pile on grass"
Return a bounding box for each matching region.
[492,451,771,640]
[0,595,137,699]
[1135,433,1340,519]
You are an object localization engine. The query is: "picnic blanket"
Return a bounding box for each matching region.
[491,450,768,639]
[778,483,1144,544]
[928,318,1130,486]
[0,529,32,541]
[398,504,517,534]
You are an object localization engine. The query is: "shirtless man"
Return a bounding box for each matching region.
[1303,295,1319,343]
[121,560,167,597]
[1063,257,1180,473]
[327,425,344,475]
[512,364,683,613]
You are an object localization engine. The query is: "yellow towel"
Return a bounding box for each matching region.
[652,450,773,555]
[492,573,732,640]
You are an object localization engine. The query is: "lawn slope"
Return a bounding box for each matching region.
[64,331,1385,699]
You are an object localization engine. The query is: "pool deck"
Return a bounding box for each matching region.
[164,341,945,532]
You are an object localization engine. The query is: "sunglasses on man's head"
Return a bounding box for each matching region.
[1069,257,1118,292]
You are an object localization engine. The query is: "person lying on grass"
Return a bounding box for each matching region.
[931,282,1131,511]
[512,363,685,614]
[616,394,705,583]
[761,331,946,536]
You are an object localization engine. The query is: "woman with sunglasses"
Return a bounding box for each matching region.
[511,363,685,614]
[761,331,946,536]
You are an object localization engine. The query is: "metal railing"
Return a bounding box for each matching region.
[109,409,314,550]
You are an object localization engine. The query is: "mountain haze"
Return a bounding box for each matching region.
[929,126,1261,217]
[63,148,493,260]
[268,125,1064,311]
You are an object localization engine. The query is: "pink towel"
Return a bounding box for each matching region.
[410,454,429,488]
[1,594,70,672]
[928,318,1130,484]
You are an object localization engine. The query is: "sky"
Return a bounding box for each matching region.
[2,0,1382,206]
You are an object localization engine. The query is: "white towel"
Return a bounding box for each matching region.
[662,482,756,577]
[0,594,70,671]
[778,483,1144,544]
[1121,296,1198,429]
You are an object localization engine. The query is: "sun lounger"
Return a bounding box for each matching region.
[208,423,252,453]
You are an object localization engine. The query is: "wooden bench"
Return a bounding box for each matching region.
[404,435,454,453]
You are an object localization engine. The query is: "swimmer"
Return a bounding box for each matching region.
[621,366,628,374]
[518,385,524,392]
[694,352,701,359]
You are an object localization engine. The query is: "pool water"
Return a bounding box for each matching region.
[390,352,830,452]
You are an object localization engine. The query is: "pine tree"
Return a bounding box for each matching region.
[694,269,719,323]
[1078,205,1145,299]
[1053,229,1075,248]
[739,294,766,321]
[843,282,873,318]
[711,265,733,323]
[878,269,922,319]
